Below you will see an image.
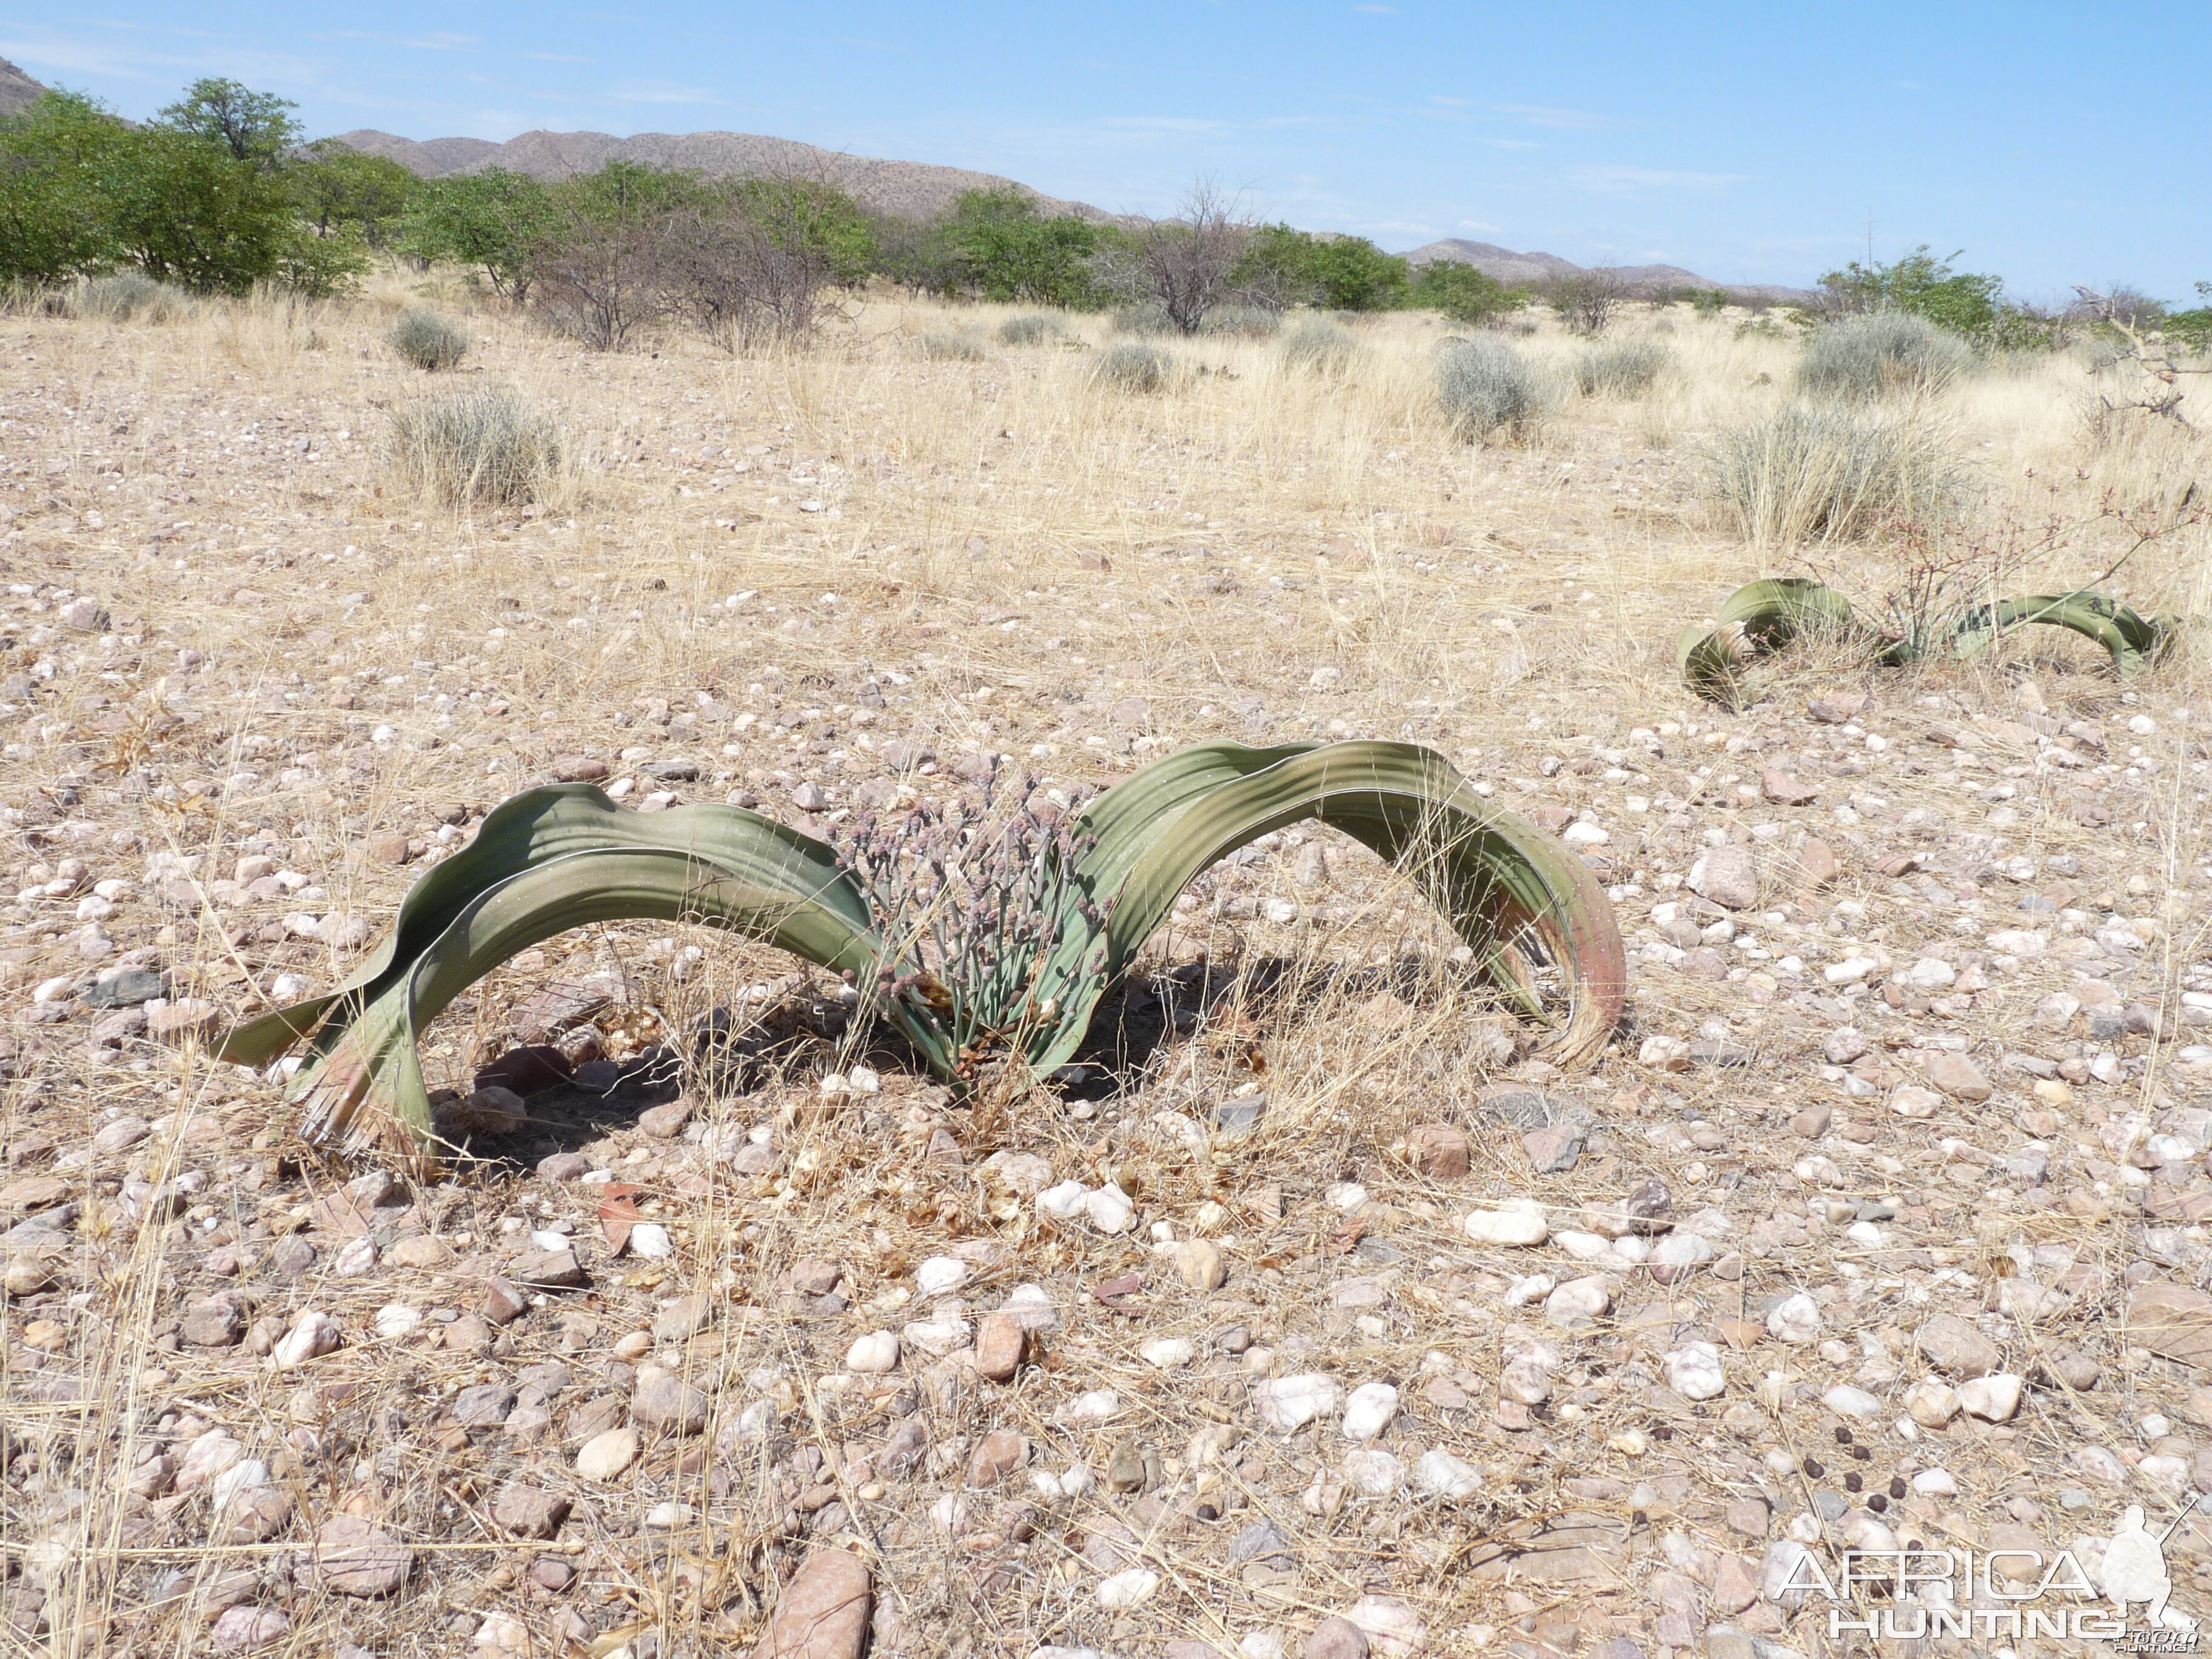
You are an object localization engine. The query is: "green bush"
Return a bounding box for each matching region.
[1280,315,1355,373]
[996,313,1059,345]
[398,169,558,300]
[1575,339,1669,398]
[1436,337,1549,441]
[2167,286,2212,354]
[1817,246,2002,338]
[1093,341,1173,392]
[1799,311,1970,399]
[939,187,1102,307]
[1235,224,1409,312]
[388,387,562,508]
[0,92,131,286]
[391,307,469,370]
[1408,260,1530,325]
[292,141,421,247]
[917,331,988,361]
[1708,403,1971,544]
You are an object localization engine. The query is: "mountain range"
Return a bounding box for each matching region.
[1403,238,1806,301]
[328,127,1116,226]
[0,55,1801,295]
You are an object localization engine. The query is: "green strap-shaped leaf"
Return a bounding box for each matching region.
[1948,592,2177,673]
[1032,740,1626,1071]
[222,743,1628,1164]
[1677,577,1860,703]
[281,847,897,1162]
[1678,579,2180,702]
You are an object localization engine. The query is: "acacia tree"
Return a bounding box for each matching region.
[658,174,876,350]
[156,77,301,170]
[400,170,557,300]
[528,161,697,349]
[1105,181,1253,333]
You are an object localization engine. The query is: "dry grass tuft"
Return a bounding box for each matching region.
[387,383,565,508]
[1092,339,1174,392]
[1798,309,1972,400]
[389,306,471,371]
[1707,399,1976,545]
[1436,334,1550,441]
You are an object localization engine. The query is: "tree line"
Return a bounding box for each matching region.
[7,76,2201,354]
[0,77,1535,338]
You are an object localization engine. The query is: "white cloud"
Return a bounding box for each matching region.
[1487,101,1609,130]
[1571,164,1744,192]
[1457,219,1503,233]
[611,80,714,104]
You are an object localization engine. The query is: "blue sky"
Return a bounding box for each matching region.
[5,2,2207,298]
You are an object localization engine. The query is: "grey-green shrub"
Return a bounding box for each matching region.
[1436,337,1549,440]
[1799,310,1971,399]
[1093,342,1173,392]
[1112,302,1173,336]
[390,307,470,371]
[917,331,988,361]
[1708,402,1972,544]
[1200,304,1279,338]
[1575,338,1669,398]
[997,313,1059,346]
[75,272,190,323]
[1280,315,1355,374]
[388,386,563,508]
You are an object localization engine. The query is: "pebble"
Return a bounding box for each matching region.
[846,1330,900,1373]
[1084,1185,1135,1233]
[303,1515,412,1597]
[916,1255,968,1296]
[272,1310,341,1369]
[1307,1617,1369,1659]
[1765,1293,1821,1344]
[1915,1313,2002,1378]
[752,1546,873,1659]
[1097,1567,1159,1609]
[1342,1382,1399,1441]
[1345,1596,1426,1658]
[975,1312,1027,1381]
[575,1427,640,1480]
[626,1222,674,1258]
[1959,1373,2024,1422]
[631,1366,709,1433]
[1663,1342,1726,1401]
[1256,1373,1343,1433]
[211,1606,292,1652]
[1140,1336,1195,1369]
[492,1483,571,1540]
[1342,1447,1404,1495]
[1544,1275,1612,1326]
[1171,1238,1227,1289]
[1821,1384,1882,1418]
[1464,1200,1549,1245]
[1904,1378,1962,1427]
[1413,1449,1483,1497]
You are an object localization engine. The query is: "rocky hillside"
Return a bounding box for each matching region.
[329,127,1115,223]
[1404,238,1812,304]
[0,55,48,117]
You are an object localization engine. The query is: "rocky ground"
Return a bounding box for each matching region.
[0,292,2209,1659]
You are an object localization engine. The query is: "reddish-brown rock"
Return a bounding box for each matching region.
[752,1546,872,1659]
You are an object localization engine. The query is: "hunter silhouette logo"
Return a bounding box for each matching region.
[2105,1506,2198,1636]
